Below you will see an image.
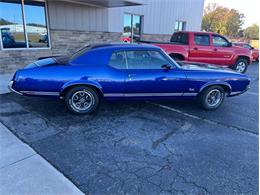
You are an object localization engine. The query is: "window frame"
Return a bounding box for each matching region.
[125,49,175,70]
[108,50,128,70]
[123,12,143,43]
[174,20,186,32]
[194,34,210,46]
[0,0,51,51]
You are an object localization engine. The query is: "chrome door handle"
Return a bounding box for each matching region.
[128,74,136,77]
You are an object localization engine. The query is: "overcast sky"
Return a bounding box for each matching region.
[204,0,259,28]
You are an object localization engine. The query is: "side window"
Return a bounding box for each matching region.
[126,50,170,69]
[109,51,126,69]
[212,35,229,47]
[194,34,210,46]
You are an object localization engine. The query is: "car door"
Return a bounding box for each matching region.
[188,33,214,64]
[211,35,234,65]
[125,49,187,97]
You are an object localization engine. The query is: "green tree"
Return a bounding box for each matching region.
[244,24,259,40]
[202,4,244,38]
[0,18,15,25]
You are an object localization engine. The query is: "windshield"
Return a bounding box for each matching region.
[160,49,181,68]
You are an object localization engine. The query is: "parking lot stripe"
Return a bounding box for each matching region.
[150,102,258,136]
[247,91,259,96]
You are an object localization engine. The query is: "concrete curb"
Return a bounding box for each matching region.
[0,122,84,195]
[0,73,13,94]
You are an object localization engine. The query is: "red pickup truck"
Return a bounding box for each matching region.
[141,31,252,73]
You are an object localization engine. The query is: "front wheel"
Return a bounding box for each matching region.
[65,86,99,114]
[233,58,248,73]
[198,86,225,110]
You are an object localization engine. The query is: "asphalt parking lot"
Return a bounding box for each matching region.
[0,62,258,194]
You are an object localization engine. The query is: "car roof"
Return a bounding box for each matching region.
[89,43,161,51]
[175,31,221,36]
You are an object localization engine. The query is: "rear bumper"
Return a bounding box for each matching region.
[8,81,23,95]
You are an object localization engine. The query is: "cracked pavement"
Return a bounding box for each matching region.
[0,63,258,194]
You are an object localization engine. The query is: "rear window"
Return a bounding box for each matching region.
[170,33,188,44]
[70,45,92,62]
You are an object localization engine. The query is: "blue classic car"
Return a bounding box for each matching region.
[9,43,250,114]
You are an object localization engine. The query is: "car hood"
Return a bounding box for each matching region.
[178,61,235,73]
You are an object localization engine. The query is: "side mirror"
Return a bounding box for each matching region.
[161,64,171,71]
[227,42,232,47]
[251,47,255,50]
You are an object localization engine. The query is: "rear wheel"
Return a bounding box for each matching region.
[198,86,225,110]
[233,58,248,73]
[65,86,99,114]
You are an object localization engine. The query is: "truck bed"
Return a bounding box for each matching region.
[139,40,187,45]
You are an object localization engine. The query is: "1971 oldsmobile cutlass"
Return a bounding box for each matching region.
[9,43,250,114]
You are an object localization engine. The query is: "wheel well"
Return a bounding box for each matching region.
[199,84,231,96]
[237,56,250,64]
[169,53,185,61]
[60,84,103,98]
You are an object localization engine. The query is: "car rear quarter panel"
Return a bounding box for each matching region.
[13,62,126,97]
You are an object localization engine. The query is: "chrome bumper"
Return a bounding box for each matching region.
[228,85,250,97]
[8,81,23,95]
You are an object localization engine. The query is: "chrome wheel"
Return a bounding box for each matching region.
[71,90,94,111]
[236,62,246,73]
[205,89,223,107]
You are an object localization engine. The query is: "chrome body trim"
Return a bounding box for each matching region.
[104,92,197,97]
[20,91,60,96]
[228,85,250,97]
[8,81,23,95]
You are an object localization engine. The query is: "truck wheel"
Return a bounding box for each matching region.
[233,58,248,73]
[65,86,99,114]
[198,85,225,110]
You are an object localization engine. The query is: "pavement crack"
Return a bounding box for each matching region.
[152,122,191,149]
[0,153,36,170]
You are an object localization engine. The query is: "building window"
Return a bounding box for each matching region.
[174,21,186,32]
[123,13,142,43]
[0,0,50,50]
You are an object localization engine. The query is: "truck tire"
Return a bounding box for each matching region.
[233,58,248,73]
